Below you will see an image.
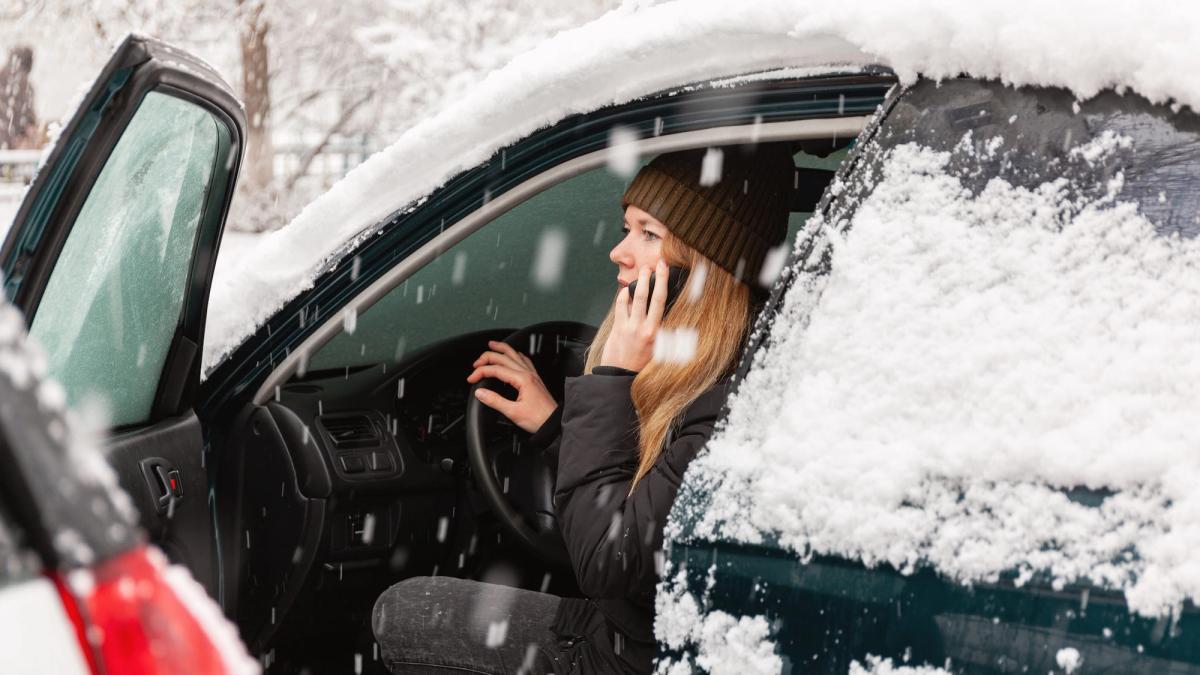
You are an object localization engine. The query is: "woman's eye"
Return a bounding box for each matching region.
[642,230,660,241]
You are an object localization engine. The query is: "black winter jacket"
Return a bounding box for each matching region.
[530,366,729,673]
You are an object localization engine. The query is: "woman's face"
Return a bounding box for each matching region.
[611,205,667,288]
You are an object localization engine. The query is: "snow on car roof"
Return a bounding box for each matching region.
[203,0,1200,375]
[201,3,872,373]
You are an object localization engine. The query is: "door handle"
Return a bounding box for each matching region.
[140,458,183,515]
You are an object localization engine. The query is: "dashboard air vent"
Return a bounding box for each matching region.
[320,414,380,450]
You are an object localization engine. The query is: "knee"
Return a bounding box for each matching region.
[373,577,425,643]
[372,576,463,659]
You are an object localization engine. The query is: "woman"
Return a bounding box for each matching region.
[373,143,794,674]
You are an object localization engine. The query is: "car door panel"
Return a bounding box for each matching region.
[0,35,244,597]
[106,411,214,590]
[666,542,1200,674]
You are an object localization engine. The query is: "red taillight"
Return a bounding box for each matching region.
[51,546,253,675]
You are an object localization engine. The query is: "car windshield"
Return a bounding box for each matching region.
[673,79,1200,615]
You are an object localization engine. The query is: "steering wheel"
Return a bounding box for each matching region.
[465,320,597,564]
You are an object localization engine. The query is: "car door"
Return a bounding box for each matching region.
[660,77,1200,673]
[192,70,891,659]
[0,35,244,597]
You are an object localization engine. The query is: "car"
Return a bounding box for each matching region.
[2,12,1197,675]
[659,78,1200,673]
[0,293,257,673]
[0,28,892,671]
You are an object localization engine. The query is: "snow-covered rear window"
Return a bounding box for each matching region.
[672,79,1200,617]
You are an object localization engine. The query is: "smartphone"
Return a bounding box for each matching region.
[626,266,690,313]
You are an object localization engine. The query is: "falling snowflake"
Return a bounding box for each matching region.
[607,126,639,177]
[531,228,569,290]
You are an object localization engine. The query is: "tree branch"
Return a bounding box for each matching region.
[284,90,375,191]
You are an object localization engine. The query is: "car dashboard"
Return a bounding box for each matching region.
[231,328,517,657]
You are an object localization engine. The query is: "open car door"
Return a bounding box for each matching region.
[0,35,244,597]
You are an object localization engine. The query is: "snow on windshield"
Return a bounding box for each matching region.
[203,1,1200,375]
[675,114,1200,617]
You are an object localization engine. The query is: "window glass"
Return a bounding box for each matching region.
[311,148,837,372]
[787,145,851,241]
[29,91,219,426]
[310,165,631,371]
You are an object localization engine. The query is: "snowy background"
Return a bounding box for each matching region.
[6,2,1200,669]
[0,0,619,238]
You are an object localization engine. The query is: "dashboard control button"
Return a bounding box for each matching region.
[340,455,366,473]
[369,451,394,472]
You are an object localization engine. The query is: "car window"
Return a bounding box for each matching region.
[309,149,839,371]
[674,79,1200,621]
[28,91,220,427]
[308,164,628,371]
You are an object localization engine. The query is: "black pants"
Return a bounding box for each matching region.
[372,576,578,674]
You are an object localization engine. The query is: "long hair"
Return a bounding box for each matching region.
[585,233,752,491]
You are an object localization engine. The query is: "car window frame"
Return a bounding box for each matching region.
[1,35,245,430]
[249,115,871,405]
[32,85,237,431]
[198,72,897,419]
[27,88,231,428]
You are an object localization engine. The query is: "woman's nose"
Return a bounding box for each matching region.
[609,238,631,267]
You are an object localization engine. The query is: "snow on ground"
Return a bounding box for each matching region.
[681,130,1200,617]
[203,0,1200,374]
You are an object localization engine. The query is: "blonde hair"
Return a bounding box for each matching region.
[585,234,752,492]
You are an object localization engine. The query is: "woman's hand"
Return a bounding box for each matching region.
[600,259,669,372]
[467,340,557,433]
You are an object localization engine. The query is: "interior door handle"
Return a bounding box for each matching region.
[140,457,183,515]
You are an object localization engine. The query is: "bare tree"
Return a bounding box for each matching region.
[237,0,273,195]
[5,0,620,230]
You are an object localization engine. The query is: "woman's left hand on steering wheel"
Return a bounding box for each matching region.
[467,340,558,433]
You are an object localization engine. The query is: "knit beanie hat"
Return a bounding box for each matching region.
[621,143,793,286]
